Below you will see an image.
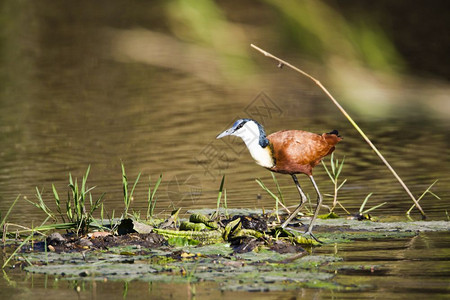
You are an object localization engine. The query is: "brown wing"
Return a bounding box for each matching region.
[267,130,341,175]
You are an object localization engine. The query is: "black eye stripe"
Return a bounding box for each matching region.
[236,123,244,130]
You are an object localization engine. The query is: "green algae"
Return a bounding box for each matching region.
[183,243,233,256]
[318,230,418,244]
[179,221,208,231]
[315,218,450,232]
[21,245,341,291]
[153,228,223,244]
[167,237,200,247]
[20,229,448,292]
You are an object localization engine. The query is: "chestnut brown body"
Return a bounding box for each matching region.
[267,130,342,176]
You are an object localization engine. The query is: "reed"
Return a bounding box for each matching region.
[250,44,426,218]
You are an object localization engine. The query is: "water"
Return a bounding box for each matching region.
[0,1,449,298]
[1,232,449,300]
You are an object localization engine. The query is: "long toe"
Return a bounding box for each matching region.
[281,218,304,229]
[304,230,323,244]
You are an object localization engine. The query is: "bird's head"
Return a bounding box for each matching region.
[216,118,269,148]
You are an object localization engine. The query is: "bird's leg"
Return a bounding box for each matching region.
[281,174,308,228]
[305,175,323,236]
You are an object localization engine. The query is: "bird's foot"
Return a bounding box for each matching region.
[279,226,323,245]
[303,230,323,244]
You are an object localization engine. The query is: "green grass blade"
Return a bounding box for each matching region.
[81,165,91,196]
[255,178,278,202]
[215,176,225,218]
[336,156,345,178]
[321,161,335,184]
[33,187,55,221]
[406,180,439,215]
[83,186,96,196]
[2,233,34,269]
[66,189,73,221]
[330,153,336,175]
[361,202,387,214]
[337,178,347,191]
[2,216,51,269]
[52,184,60,210]
[151,174,163,201]
[223,188,228,217]
[148,174,163,218]
[0,195,20,228]
[147,176,152,218]
[90,193,106,215]
[418,180,439,201]
[101,203,104,224]
[69,173,73,188]
[359,193,373,213]
[129,172,142,203]
[271,173,285,205]
[121,162,129,214]
[428,191,440,200]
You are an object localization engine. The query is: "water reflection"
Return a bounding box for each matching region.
[1,231,449,299]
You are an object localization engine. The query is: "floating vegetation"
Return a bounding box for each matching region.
[6,214,448,293]
[322,153,347,211]
[1,163,448,294]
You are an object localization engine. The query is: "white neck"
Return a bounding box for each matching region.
[233,122,274,168]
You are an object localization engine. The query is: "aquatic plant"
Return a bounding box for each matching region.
[212,175,225,220]
[357,193,387,218]
[27,166,105,235]
[121,162,141,218]
[406,180,440,215]
[147,174,163,219]
[2,216,51,269]
[322,153,347,211]
[256,173,291,221]
[223,188,229,218]
[0,194,20,230]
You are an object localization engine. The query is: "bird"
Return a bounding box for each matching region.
[216,118,342,240]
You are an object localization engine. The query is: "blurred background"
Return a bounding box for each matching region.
[0,0,449,225]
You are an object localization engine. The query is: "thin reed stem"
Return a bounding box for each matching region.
[250,44,426,218]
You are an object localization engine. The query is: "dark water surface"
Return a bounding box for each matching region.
[0,1,449,299]
[1,232,449,300]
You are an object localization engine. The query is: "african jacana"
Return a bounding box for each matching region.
[217,118,342,239]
